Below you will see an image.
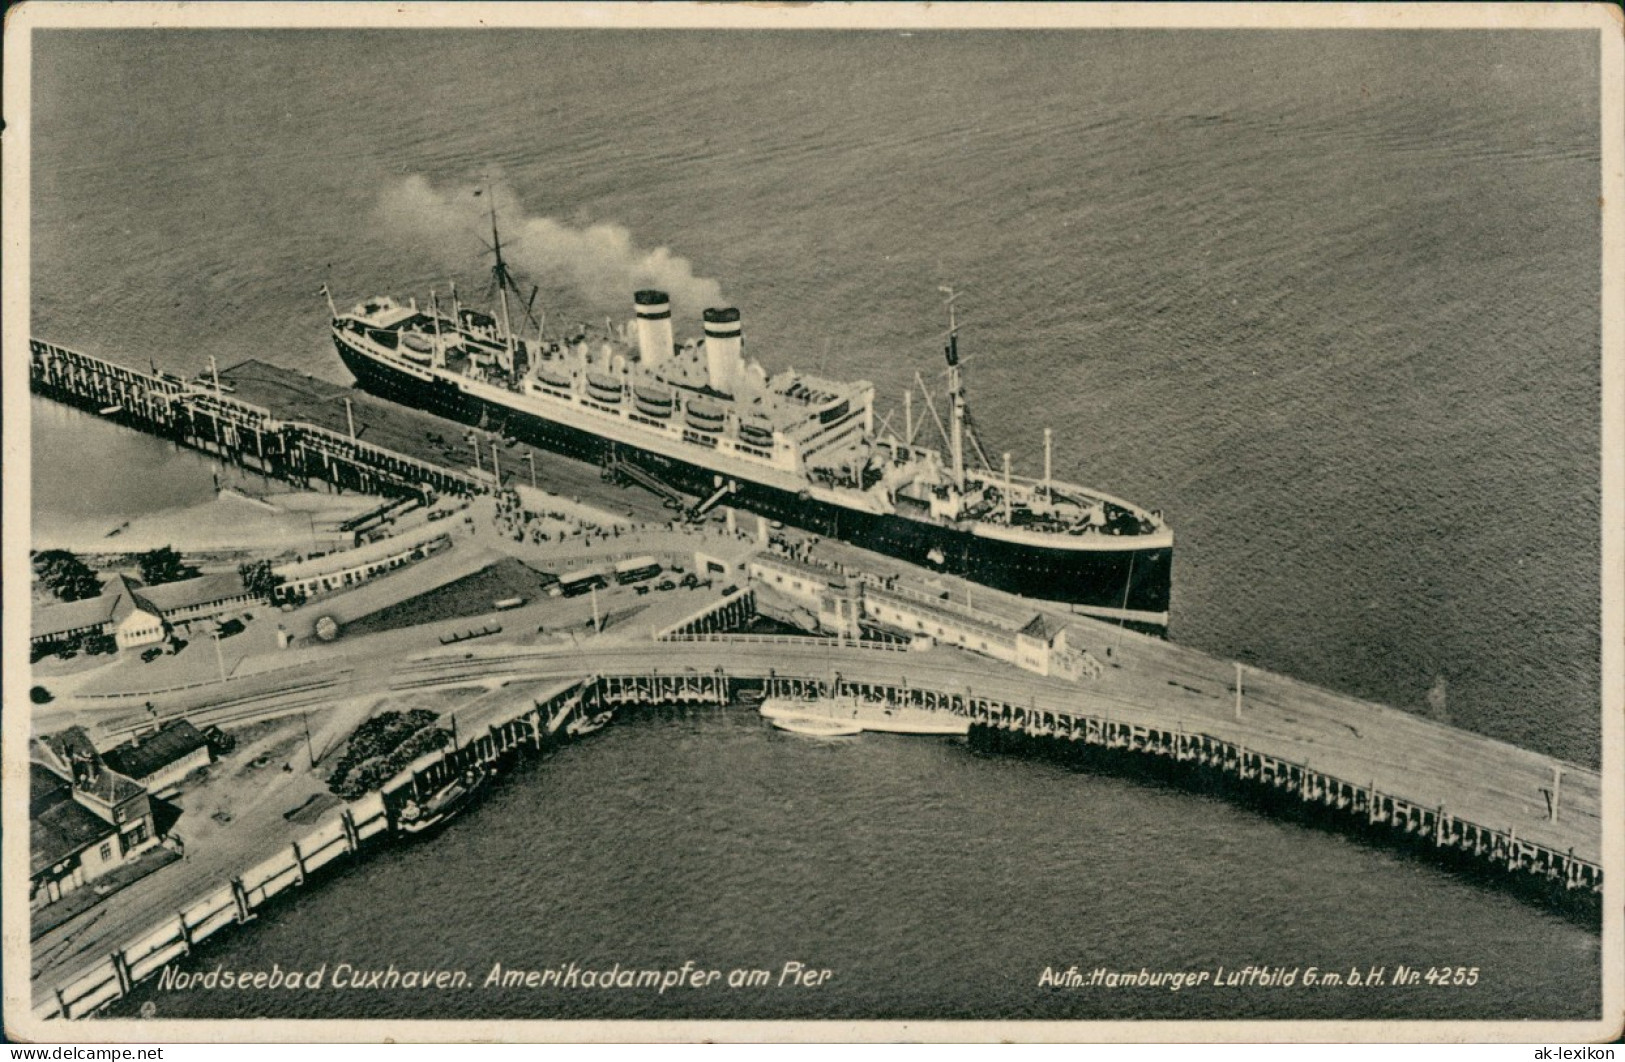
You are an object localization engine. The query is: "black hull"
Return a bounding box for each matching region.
[335,336,1172,623]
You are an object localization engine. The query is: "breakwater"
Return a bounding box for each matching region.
[29,339,482,502]
[34,660,1601,1020]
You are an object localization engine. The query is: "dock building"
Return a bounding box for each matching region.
[102,721,217,800]
[30,729,160,909]
[31,575,167,653]
[272,524,452,604]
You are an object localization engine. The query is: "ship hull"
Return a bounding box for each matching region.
[335,335,1172,625]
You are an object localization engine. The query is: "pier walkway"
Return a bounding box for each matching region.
[30,630,1603,1020]
[32,627,1603,1019]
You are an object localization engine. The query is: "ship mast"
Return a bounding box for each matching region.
[939,286,966,492]
[430,287,445,368]
[487,186,516,372]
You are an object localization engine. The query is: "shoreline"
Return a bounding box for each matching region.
[33,488,373,558]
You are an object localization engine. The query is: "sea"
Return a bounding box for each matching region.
[27,28,1602,1021]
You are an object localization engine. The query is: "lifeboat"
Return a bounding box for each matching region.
[586,371,623,404]
[685,399,725,433]
[534,366,572,391]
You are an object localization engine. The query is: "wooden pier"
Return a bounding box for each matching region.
[31,657,1602,1022]
[30,339,482,501]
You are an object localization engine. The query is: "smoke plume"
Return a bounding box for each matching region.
[376,175,724,319]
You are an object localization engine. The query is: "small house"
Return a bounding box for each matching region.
[29,728,160,909]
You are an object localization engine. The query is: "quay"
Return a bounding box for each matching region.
[33,637,1603,1020]
[27,339,1604,1021]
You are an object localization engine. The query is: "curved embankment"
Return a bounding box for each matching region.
[33,659,1601,1022]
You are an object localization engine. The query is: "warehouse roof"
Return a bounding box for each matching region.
[103,721,211,782]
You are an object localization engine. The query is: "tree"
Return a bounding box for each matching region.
[237,559,284,598]
[136,546,194,586]
[33,549,102,602]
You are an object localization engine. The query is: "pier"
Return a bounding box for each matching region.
[27,337,1603,1023]
[30,340,482,501]
[33,643,1602,1021]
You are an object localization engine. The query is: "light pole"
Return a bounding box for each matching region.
[210,629,227,684]
[523,452,536,490]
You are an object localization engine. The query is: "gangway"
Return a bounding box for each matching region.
[604,451,688,510]
[688,478,737,521]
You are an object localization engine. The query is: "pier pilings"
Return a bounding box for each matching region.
[30,339,483,503]
[30,665,1601,1022]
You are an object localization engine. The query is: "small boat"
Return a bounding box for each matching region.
[565,711,614,738]
[758,696,969,737]
[397,769,489,835]
[848,696,969,736]
[735,689,767,705]
[768,715,863,738]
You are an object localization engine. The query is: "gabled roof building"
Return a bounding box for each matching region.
[29,728,161,910]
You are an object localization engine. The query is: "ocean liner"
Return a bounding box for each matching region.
[327,209,1172,627]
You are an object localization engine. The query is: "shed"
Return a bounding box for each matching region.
[103,720,214,798]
